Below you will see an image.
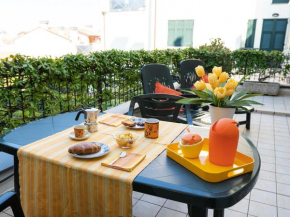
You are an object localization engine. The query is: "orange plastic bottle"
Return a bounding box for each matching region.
[209,118,239,166]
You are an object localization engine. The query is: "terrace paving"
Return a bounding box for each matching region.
[1,88,290,217]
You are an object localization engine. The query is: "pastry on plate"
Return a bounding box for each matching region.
[122,120,136,127]
[68,142,101,155]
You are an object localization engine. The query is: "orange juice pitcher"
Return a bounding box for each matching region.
[209,118,239,166]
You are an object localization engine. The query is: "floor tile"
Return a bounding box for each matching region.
[228,199,249,214]
[254,179,276,193]
[163,200,188,213]
[276,165,290,175]
[278,208,290,217]
[260,155,275,164]
[275,136,290,143]
[277,194,290,209]
[141,194,166,206]
[258,148,275,157]
[276,158,290,167]
[225,209,247,217]
[274,131,290,137]
[248,201,277,217]
[133,191,144,199]
[258,138,275,145]
[132,198,138,206]
[250,189,276,206]
[133,200,161,217]
[276,173,290,185]
[259,170,276,182]
[275,146,290,153]
[275,151,290,159]
[156,207,187,217]
[258,133,275,140]
[261,162,276,172]
[2,208,13,216]
[258,143,275,150]
[277,183,290,197]
[0,213,12,217]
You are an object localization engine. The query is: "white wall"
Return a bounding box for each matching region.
[155,0,255,50]
[254,0,290,50]
[14,28,76,57]
[102,0,290,51]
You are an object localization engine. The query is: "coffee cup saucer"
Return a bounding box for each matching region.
[69,132,91,140]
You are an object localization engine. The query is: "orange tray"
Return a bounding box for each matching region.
[166,138,254,182]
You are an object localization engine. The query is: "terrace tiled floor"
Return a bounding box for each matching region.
[1,89,290,217]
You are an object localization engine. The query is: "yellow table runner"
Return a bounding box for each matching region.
[18,113,187,217]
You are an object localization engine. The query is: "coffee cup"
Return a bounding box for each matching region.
[74,125,87,138]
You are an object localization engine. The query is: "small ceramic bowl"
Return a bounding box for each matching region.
[179,136,204,159]
[114,132,139,148]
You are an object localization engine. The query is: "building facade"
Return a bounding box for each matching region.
[100,0,290,52]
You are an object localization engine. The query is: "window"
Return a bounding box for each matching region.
[245,20,257,48]
[260,19,288,51]
[167,20,194,47]
[272,0,289,3]
[110,0,145,11]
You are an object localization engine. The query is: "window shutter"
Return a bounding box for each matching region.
[273,19,287,50]
[167,20,194,47]
[184,20,194,46]
[245,20,256,48]
[260,19,287,51]
[168,21,175,46]
[272,0,289,3]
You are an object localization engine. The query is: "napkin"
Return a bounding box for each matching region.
[101,153,146,172]
[99,113,130,127]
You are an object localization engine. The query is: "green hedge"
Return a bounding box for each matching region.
[0,48,289,133]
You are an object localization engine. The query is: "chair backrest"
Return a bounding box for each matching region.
[179,59,205,89]
[141,64,175,94]
[129,94,182,122]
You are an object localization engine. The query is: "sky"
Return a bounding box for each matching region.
[0,0,103,34]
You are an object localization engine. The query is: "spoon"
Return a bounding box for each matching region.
[109,151,127,165]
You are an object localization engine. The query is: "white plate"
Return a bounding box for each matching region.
[69,142,110,159]
[125,118,146,129]
[69,131,91,140]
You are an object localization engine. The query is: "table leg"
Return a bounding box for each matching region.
[14,155,20,196]
[246,112,251,130]
[214,209,224,217]
[187,204,208,217]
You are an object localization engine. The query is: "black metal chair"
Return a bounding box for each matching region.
[141,64,175,94]
[0,191,25,217]
[128,94,193,125]
[179,59,209,116]
[179,59,205,89]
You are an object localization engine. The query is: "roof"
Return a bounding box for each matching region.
[78,29,100,37]
[14,27,72,42]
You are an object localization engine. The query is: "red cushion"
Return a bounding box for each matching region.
[155,81,182,96]
[203,74,209,83]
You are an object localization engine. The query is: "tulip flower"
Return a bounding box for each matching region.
[194,80,206,91]
[211,80,219,89]
[226,78,238,88]
[205,83,213,91]
[219,72,229,83]
[214,87,226,98]
[195,65,205,77]
[225,88,235,96]
[208,73,217,85]
[212,66,222,77]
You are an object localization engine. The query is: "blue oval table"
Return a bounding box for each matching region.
[0,111,260,217]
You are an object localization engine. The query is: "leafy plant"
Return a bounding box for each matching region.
[199,38,231,53]
[177,65,263,110]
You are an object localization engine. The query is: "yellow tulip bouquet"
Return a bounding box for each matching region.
[177,65,263,110]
